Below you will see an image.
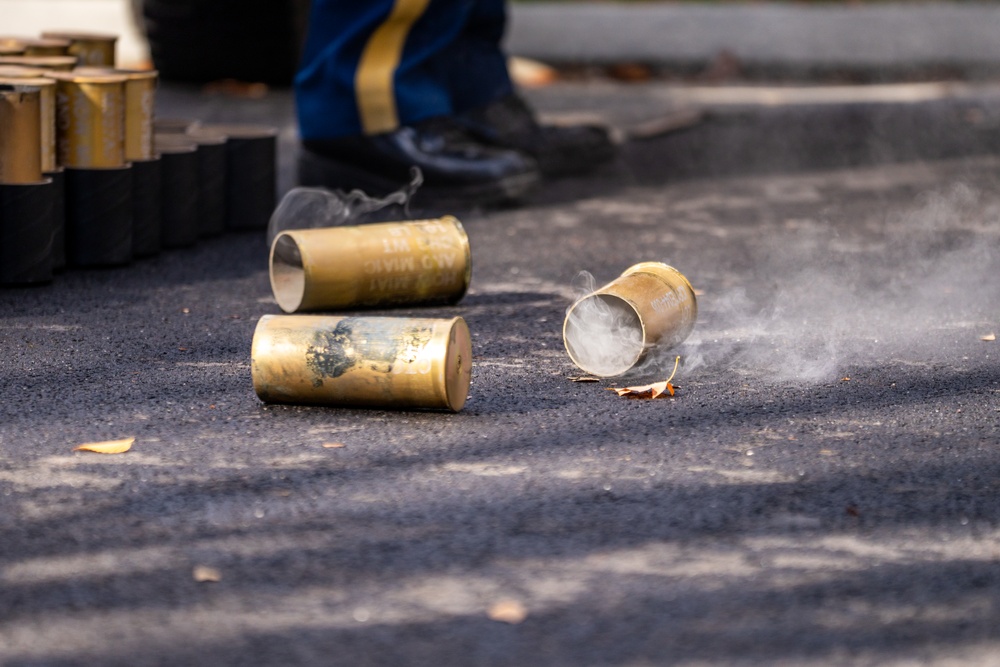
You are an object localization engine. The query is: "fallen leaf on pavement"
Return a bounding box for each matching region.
[609,380,674,399]
[322,443,346,449]
[193,565,222,583]
[568,376,600,383]
[608,356,681,399]
[73,437,134,454]
[488,599,527,624]
[982,333,996,342]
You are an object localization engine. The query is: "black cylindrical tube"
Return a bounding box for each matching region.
[158,143,199,248]
[201,124,276,231]
[131,157,162,257]
[64,166,133,268]
[187,130,227,237]
[0,179,55,284]
[45,167,66,271]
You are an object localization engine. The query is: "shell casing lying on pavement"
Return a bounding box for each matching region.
[47,71,127,168]
[0,85,43,184]
[42,31,117,67]
[270,216,472,313]
[0,76,56,173]
[251,314,473,412]
[563,261,698,377]
[0,56,77,70]
[76,67,157,161]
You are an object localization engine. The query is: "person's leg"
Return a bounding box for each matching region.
[444,0,617,178]
[295,0,539,203]
[444,0,513,115]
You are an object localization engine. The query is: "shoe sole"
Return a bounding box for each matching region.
[297,150,540,207]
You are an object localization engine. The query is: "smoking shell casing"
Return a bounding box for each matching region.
[0,76,57,173]
[0,56,77,71]
[270,217,472,313]
[42,32,117,67]
[251,314,473,412]
[47,71,127,169]
[0,84,43,185]
[563,261,698,377]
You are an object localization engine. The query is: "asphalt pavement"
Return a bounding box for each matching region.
[2,76,1000,666]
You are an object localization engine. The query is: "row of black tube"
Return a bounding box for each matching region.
[0,126,277,286]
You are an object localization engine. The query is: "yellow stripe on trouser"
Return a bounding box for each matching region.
[355,0,432,135]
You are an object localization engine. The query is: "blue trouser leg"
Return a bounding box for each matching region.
[296,0,513,140]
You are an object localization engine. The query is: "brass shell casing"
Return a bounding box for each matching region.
[0,76,56,173]
[0,56,77,71]
[563,262,698,377]
[0,85,43,184]
[270,217,472,313]
[22,38,71,57]
[76,67,157,161]
[42,32,117,67]
[0,39,26,56]
[47,71,127,168]
[251,314,473,412]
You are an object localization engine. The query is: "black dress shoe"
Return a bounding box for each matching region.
[457,93,616,177]
[298,116,540,206]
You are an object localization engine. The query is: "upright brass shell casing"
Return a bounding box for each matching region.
[563,262,698,377]
[42,32,117,67]
[76,67,157,161]
[0,76,56,173]
[47,71,127,168]
[0,56,77,71]
[251,314,473,412]
[22,37,71,57]
[0,39,26,56]
[0,85,43,184]
[270,217,472,313]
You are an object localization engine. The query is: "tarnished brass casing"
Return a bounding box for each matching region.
[0,56,76,70]
[47,71,127,168]
[76,67,157,161]
[0,85,43,184]
[270,217,472,313]
[251,314,473,412]
[0,76,56,173]
[42,31,117,67]
[563,262,698,377]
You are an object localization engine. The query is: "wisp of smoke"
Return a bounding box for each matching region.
[266,167,423,245]
[563,271,646,377]
[683,182,1000,384]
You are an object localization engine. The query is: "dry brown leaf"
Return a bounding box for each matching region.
[322,442,346,449]
[609,380,674,399]
[73,437,135,454]
[568,376,600,383]
[193,565,221,582]
[487,599,528,624]
[981,333,996,342]
[608,356,680,400]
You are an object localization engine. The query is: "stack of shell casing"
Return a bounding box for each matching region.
[0,32,279,285]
